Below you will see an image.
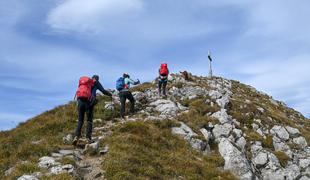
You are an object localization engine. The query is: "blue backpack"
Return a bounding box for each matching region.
[116,77,125,91]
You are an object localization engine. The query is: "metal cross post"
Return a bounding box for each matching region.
[208,50,213,78]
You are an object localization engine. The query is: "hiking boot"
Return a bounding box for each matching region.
[72,136,79,146]
[87,138,95,144]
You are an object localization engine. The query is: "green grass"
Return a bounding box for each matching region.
[5,162,43,180]
[103,120,236,180]
[0,96,112,179]
[60,157,76,166]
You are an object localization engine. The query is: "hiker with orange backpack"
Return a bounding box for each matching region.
[73,75,112,145]
[158,63,169,97]
[116,73,140,119]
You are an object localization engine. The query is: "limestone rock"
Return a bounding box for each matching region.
[211,109,232,124]
[235,137,246,151]
[285,126,300,138]
[253,151,268,168]
[150,99,179,116]
[218,138,253,179]
[4,167,14,176]
[271,125,290,141]
[212,123,233,140]
[58,150,74,156]
[272,136,292,157]
[171,122,197,138]
[63,134,73,143]
[105,102,114,110]
[299,158,310,169]
[200,128,212,142]
[84,141,100,154]
[17,175,38,180]
[293,137,308,148]
[38,156,58,168]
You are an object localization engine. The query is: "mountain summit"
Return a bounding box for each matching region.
[1,73,310,180]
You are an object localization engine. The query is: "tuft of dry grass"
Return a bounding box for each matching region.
[130,82,154,92]
[262,135,274,149]
[273,151,290,167]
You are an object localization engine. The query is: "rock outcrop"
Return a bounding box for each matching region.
[11,73,310,180]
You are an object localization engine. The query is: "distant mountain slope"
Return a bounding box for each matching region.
[1,73,309,180]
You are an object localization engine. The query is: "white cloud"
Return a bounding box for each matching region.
[235,54,310,117]
[47,0,143,34]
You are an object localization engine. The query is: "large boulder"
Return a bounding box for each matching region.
[218,138,254,179]
[211,109,232,124]
[150,99,179,117]
[212,123,233,140]
[285,126,300,138]
[272,136,292,157]
[171,122,197,139]
[271,126,290,141]
[172,122,209,153]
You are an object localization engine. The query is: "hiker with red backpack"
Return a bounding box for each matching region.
[73,75,112,145]
[116,73,140,119]
[158,63,169,97]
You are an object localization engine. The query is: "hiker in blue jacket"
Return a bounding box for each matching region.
[117,73,140,118]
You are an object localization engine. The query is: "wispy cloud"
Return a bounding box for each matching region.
[0,0,309,131]
[47,0,144,34]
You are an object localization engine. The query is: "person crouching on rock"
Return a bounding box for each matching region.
[73,75,112,145]
[158,63,169,97]
[116,73,140,119]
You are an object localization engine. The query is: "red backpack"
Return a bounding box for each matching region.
[76,76,93,99]
[160,63,168,76]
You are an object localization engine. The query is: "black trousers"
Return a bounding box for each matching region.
[75,99,94,139]
[119,91,135,118]
[158,79,167,95]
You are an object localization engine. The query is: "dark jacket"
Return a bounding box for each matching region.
[90,80,112,105]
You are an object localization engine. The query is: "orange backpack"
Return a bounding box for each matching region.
[160,63,168,76]
[76,76,93,99]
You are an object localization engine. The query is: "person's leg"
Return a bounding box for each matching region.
[75,100,86,138]
[127,91,135,113]
[163,80,167,96]
[73,100,86,145]
[119,92,126,118]
[86,104,94,140]
[158,80,162,95]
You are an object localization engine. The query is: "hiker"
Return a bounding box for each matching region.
[116,73,140,118]
[158,63,169,97]
[73,75,112,145]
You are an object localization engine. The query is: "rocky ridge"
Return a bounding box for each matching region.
[5,73,310,180]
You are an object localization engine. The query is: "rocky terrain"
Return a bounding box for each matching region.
[1,73,310,180]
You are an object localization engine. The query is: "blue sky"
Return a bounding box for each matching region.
[1,0,310,131]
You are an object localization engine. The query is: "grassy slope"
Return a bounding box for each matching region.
[1,75,308,179]
[103,120,235,180]
[0,95,117,179]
